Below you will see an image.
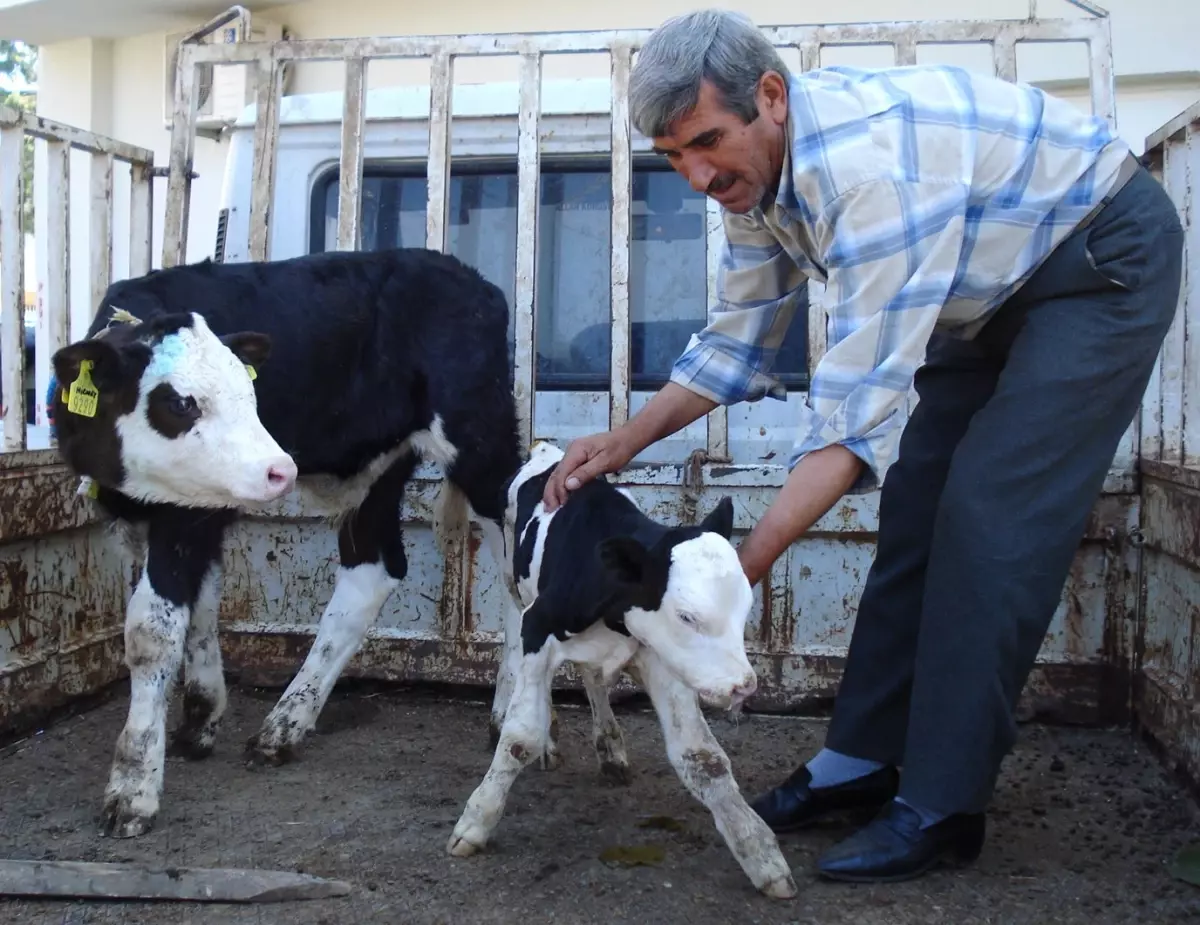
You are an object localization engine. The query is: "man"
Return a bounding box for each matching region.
[540,8,1183,884]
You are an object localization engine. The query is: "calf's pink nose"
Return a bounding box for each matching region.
[265,456,298,496]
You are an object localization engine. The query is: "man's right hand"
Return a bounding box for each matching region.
[542,430,635,511]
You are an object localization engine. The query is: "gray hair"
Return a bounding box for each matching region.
[629,9,792,139]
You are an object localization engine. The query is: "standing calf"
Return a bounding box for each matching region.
[49,248,526,838]
[450,442,798,900]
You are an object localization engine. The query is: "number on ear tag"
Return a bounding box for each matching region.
[66,360,100,418]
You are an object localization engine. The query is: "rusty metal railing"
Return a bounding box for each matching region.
[0,108,155,454]
[1141,102,1200,472]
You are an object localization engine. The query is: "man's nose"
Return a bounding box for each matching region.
[687,161,717,194]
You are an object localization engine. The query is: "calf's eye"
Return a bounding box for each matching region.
[678,611,698,627]
[169,395,197,417]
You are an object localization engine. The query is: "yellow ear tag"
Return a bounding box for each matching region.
[85,479,100,499]
[66,360,100,418]
[245,364,257,381]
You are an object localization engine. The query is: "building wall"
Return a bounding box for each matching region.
[22,0,1200,420]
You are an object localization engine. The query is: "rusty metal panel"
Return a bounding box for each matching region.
[0,524,132,738]
[1136,467,1200,788]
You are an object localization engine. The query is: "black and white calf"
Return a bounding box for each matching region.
[450,441,798,900]
[49,247,525,838]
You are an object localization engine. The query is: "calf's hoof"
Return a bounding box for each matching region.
[537,743,561,771]
[447,821,487,858]
[600,759,632,786]
[100,796,157,839]
[167,727,215,761]
[243,734,297,769]
[759,872,799,900]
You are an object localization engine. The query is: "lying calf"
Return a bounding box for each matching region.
[448,442,797,900]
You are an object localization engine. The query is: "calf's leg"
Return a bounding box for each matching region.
[102,511,230,838]
[632,648,797,899]
[247,454,415,765]
[167,563,227,759]
[454,460,560,770]
[580,666,631,785]
[448,607,558,857]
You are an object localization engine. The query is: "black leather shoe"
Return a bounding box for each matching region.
[816,799,986,883]
[750,764,900,834]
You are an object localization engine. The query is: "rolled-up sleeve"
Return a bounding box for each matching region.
[669,210,808,406]
[789,176,970,493]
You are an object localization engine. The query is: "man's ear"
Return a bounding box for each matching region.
[597,536,649,587]
[220,332,272,370]
[52,338,123,392]
[699,495,735,539]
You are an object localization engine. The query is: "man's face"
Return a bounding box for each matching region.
[651,72,789,214]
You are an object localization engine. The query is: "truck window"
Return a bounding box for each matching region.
[309,160,810,392]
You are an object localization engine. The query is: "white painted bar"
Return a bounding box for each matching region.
[162,41,198,268]
[90,153,114,325]
[248,56,284,262]
[336,57,367,252]
[1182,124,1200,469]
[513,51,541,449]
[425,52,453,254]
[45,140,71,435]
[704,196,729,461]
[609,43,632,432]
[186,18,1110,67]
[129,162,153,278]
[0,125,24,452]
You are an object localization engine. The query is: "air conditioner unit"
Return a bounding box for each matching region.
[163,21,290,133]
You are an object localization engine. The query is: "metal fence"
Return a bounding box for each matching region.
[0,107,154,453]
[165,1,1119,459]
[143,2,1149,718]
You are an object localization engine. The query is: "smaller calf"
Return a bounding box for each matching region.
[448,442,797,900]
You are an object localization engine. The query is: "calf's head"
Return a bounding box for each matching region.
[598,496,757,710]
[51,310,297,509]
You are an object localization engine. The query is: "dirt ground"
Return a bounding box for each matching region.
[1,682,1198,925]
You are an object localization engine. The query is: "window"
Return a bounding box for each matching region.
[310,159,809,391]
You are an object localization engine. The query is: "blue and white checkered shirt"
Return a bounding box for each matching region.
[669,64,1131,492]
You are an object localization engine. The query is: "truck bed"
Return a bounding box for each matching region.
[1,684,1197,924]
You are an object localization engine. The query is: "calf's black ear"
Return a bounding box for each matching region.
[699,495,735,539]
[221,332,272,369]
[52,339,123,393]
[597,536,649,586]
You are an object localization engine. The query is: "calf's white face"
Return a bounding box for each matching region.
[598,502,758,711]
[52,311,298,509]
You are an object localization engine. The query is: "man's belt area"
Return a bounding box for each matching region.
[1073,152,1142,236]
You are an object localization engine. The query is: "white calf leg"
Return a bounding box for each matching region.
[633,648,797,899]
[580,666,631,785]
[247,562,397,764]
[168,564,227,759]
[102,572,190,838]
[479,516,560,770]
[448,636,558,857]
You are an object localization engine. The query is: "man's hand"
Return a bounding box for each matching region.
[541,383,719,511]
[542,429,635,511]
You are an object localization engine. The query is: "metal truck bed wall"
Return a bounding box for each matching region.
[0,3,1196,793]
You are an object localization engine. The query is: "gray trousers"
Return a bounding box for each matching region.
[824,163,1184,817]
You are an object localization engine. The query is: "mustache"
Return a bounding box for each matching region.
[707,173,737,195]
